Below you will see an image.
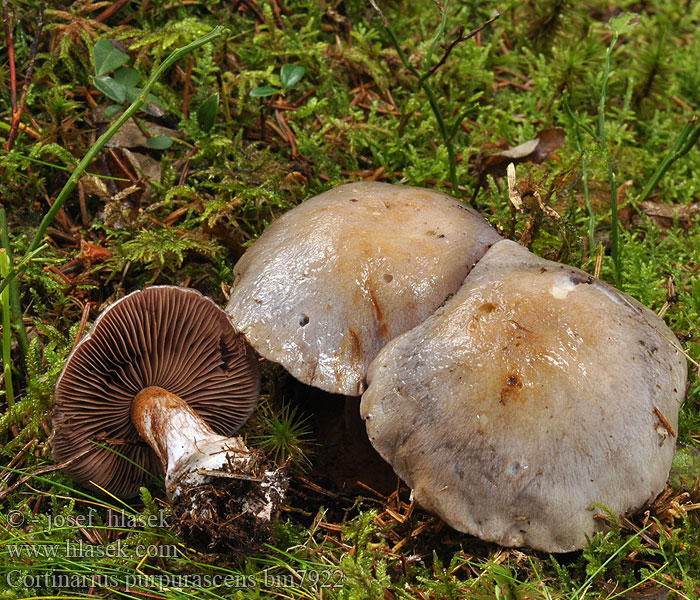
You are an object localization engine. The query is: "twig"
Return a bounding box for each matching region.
[275,109,297,156]
[427,13,500,77]
[95,0,132,23]
[70,302,93,352]
[239,0,264,22]
[2,0,17,114]
[0,448,94,501]
[77,180,89,227]
[2,438,36,480]
[268,0,285,29]
[594,243,603,279]
[653,406,676,438]
[5,3,45,152]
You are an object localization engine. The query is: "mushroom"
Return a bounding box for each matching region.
[52,286,286,553]
[226,182,502,395]
[361,239,687,552]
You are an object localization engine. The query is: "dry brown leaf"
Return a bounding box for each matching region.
[104,120,179,149]
[79,239,112,266]
[638,200,700,228]
[479,128,565,178]
[120,148,162,183]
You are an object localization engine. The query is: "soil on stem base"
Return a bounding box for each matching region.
[170,449,288,556]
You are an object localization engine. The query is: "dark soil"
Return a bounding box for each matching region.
[170,450,287,558]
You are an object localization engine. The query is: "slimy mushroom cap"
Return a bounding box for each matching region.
[361,240,687,552]
[226,182,502,395]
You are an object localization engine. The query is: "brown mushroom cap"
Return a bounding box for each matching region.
[226,182,502,395]
[361,240,687,552]
[52,286,259,498]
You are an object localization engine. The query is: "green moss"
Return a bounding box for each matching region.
[1,0,699,597]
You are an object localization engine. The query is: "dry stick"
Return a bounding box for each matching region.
[426,13,500,77]
[240,0,265,22]
[70,302,93,352]
[2,0,17,114]
[5,3,45,153]
[2,438,36,482]
[94,0,132,23]
[0,448,94,502]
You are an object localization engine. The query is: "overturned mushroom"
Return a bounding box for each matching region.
[226,182,502,395]
[361,240,687,552]
[52,286,286,554]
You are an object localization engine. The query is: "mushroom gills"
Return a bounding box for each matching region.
[51,286,286,556]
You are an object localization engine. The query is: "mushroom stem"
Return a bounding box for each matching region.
[131,386,250,492]
[130,386,288,554]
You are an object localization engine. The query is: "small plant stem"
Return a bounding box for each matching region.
[371,1,498,196]
[0,27,223,300]
[27,27,223,255]
[581,158,594,250]
[423,1,450,74]
[0,149,128,180]
[571,525,650,600]
[598,31,620,285]
[638,116,700,204]
[0,249,15,408]
[0,209,28,364]
[0,244,49,299]
[217,72,234,139]
[564,98,596,250]
[381,24,458,192]
[130,114,154,140]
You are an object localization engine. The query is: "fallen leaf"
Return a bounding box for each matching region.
[79,239,112,265]
[638,200,700,227]
[103,119,179,149]
[120,149,162,183]
[479,128,565,178]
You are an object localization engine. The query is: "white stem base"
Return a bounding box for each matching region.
[131,386,251,491]
[131,386,287,553]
